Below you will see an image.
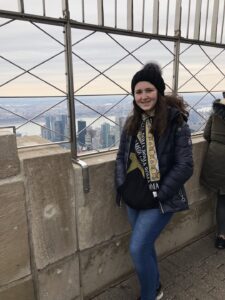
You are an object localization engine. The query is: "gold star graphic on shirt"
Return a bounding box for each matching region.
[127,152,145,177]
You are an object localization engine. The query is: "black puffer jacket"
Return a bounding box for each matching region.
[115,107,193,213]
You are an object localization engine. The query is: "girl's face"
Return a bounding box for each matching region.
[134,81,158,114]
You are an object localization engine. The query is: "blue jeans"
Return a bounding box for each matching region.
[127,207,173,300]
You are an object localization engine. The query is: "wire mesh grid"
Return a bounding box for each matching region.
[1,1,225,157]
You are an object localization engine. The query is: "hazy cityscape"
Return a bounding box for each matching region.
[0,91,217,154]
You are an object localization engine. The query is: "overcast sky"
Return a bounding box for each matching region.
[0,0,225,97]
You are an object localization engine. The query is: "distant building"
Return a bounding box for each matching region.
[85,132,93,150]
[41,114,69,142]
[77,120,87,147]
[100,122,112,148]
[115,116,126,146]
[41,127,49,140]
[61,114,69,137]
[54,120,64,142]
[45,115,54,140]
[108,134,115,148]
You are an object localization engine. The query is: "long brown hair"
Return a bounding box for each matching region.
[124,93,189,136]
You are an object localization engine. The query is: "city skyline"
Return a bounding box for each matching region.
[0,91,214,153]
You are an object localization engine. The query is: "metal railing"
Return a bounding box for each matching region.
[0,0,225,158]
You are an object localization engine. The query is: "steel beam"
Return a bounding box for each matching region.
[174,0,181,36]
[211,0,219,42]
[193,0,202,40]
[186,0,191,38]
[63,1,77,159]
[42,0,46,16]
[173,39,180,94]
[97,0,104,26]
[115,0,117,28]
[127,0,133,31]
[152,0,159,34]
[142,0,145,32]
[17,0,24,13]
[221,0,225,43]
[166,0,170,35]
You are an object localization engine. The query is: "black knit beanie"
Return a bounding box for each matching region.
[131,62,165,96]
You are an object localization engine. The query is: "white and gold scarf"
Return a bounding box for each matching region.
[135,113,160,191]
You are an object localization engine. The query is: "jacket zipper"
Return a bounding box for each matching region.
[159,201,165,214]
[125,136,132,170]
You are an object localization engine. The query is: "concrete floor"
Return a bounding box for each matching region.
[93,233,225,300]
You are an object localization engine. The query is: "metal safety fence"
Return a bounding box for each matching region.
[0,0,225,158]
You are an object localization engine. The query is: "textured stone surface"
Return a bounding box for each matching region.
[92,233,225,300]
[80,234,133,298]
[73,154,130,250]
[0,136,219,300]
[38,255,80,300]
[92,274,139,300]
[159,233,225,300]
[0,276,35,300]
[156,198,216,257]
[0,182,30,285]
[185,136,216,205]
[0,130,20,179]
[22,152,77,270]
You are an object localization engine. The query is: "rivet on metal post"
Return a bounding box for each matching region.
[74,159,90,193]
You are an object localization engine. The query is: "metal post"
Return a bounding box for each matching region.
[17,0,25,13]
[174,0,181,36]
[152,0,159,34]
[221,0,225,43]
[127,0,133,31]
[211,0,219,42]
[173,39,180,94]
[115,0,117,28]
[42,0,46,16]
[62,0,77,159]
[97,0,104,26]
[186,0,191,38]
[142,0,145,32]
[204,0,209,40]
[166,0,170,36]
[173,0,181,94]
[193,0,202,40]
[82,0,85,22]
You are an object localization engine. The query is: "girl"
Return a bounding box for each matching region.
[115,63,193,300]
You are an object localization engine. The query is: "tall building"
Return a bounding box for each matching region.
[61,114,69,137]
[115,116,126,146]
[45,115,54,140]
[108,134,115,148]
[54,120,64,142]
[42,114,69,142]
[77,120,86,147]
[100,122,111,149]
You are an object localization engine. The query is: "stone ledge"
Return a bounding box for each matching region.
[0,130,20,179]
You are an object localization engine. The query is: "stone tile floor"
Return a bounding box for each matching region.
[93,233,225,300]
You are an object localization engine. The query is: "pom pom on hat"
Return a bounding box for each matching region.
[131,62,165,96]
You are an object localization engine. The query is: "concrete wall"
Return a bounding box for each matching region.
[0,130,215,300]
[0,132,79,300]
